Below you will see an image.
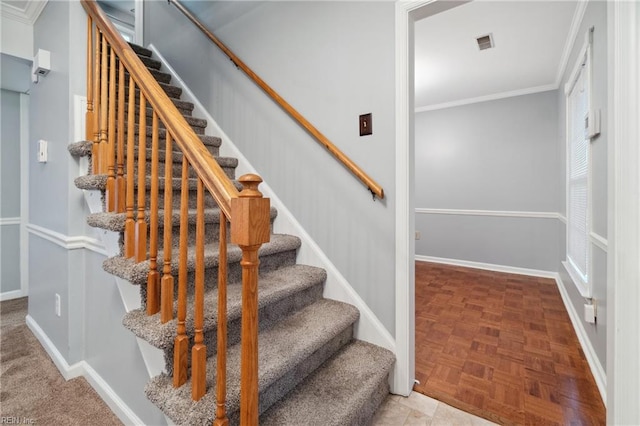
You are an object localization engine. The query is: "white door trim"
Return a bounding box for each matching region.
[134,0,144,46]
[20,93,29,299]
[395,0,469,396]
[607,1,640,423]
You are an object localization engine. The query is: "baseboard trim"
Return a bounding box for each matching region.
[554,275,607,405]
[0,289,27,301]
[25,315,85,380]
[25,315,146,425]
[149,44,396,356]
[415,255,558,279]
[83,363,147,426]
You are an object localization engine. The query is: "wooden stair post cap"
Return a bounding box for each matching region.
[231,174,270,246]
[238,174,263,198]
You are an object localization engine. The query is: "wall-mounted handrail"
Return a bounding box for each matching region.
[168,0,385,200]
[81,0,240,217]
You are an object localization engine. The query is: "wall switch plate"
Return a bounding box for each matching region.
[415,231,421,240]
[359,113,372,136]
[38,140,48,163]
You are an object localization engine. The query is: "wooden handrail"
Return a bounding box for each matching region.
[168,0,385,200]
[81,0,240,217]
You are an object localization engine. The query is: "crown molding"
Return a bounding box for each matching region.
[415,83,557,113]
[1,0,47,25]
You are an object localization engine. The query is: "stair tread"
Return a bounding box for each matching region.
[260,340,395,426]
[103,233,302,285]
[74,167,236,192]
[86,203,273,233]
[145,298,360,425]
[122,264,327,349]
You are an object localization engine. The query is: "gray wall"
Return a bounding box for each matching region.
[415,91,561,271]
[144,1,398,335]
[1,89,22,295]
[556,0,608,369]
[28,2,165,423]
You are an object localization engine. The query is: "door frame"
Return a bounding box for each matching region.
[394,0,466,396]
[395,2,640,423]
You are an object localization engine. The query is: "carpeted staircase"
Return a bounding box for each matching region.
[69,43,395,425]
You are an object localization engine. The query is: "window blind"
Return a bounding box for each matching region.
[567,63,589,284]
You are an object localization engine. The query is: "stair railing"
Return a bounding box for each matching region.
[168,0,385,200]
[81,1,269,423]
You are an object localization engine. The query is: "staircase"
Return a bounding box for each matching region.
[70,42,394,425]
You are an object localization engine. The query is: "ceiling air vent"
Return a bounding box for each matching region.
[476,33,494,51]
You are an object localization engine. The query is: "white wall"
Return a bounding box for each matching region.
[415,91,561,272]
[0,17,33,60]
[144,1,398,335]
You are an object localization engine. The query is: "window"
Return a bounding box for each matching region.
[564,28,593,298]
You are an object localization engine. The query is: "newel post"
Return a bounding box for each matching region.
[231,174,270,425]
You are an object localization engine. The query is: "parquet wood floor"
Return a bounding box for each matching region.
[414,261,606,425]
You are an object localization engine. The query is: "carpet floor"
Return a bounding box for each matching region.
[0,298,122,425]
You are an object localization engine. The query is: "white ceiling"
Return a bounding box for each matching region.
[414,0,581,111]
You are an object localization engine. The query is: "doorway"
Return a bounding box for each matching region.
[97,0,143,45]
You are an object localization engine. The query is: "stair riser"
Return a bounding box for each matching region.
[107,68,178,96]
[122,82,183,101]
[119,220,281,260]
[118,135,220,156]
[137,250,299,319]
[127,158,235,180]
[138,55,162,70]
[116,89,193,114]
[127,122,205,136]
[126,68,172,85]
[122,105,206,129]
[128,43,153,57]
[161,283,324,375]
[107,51,162,70]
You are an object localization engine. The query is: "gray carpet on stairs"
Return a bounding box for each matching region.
[69,42,395,426]
[145,299,360,425]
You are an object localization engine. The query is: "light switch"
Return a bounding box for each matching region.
[359,113,372,136]
[38,139,48,163]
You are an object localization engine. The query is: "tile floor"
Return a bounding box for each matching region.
[372,392,497,426]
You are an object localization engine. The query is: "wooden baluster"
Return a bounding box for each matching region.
[231,174,271,425]
[161,133,174,323]
[92,29,101,173]
[192,177,207,401]
[116,61,126,213]
[124,76,136,258]
[214,211,229,426]
[173,156,189,387]
[135,93,147,262]
[85,18,94,145]
[99,34,108,175]
[106,45,117,212]
[147,111,160,315]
